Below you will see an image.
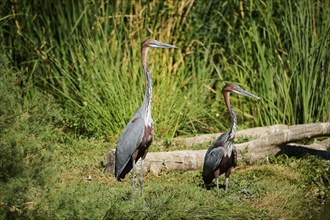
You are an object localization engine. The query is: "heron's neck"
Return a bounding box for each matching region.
[224,92,237,140]
[143,66,152,119]
[142,48,152,125]
[228,105,237,139]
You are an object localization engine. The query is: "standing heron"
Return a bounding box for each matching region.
[114,39,176,198]
[202,83,259,192]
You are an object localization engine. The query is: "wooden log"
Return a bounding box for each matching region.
[103,149,207,176]
[171,124,288,147]
[103,123,330,176]
[235,123,330,161]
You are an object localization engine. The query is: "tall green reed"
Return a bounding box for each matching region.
[198,0,330,126]
[2,0,217,138]
[283,0,330,124]
[1,0,329,140]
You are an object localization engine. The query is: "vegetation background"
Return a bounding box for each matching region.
[0,0,329,219]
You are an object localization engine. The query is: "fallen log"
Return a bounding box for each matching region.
[103,123,330,176]
[171,124,288,147]
[235,122,330,161]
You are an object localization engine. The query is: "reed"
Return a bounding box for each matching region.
[1,0,329,139]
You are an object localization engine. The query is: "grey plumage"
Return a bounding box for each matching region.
[115,109,145,180]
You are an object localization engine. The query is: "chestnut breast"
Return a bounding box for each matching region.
[140,124,154,149]
[219,153,235,174]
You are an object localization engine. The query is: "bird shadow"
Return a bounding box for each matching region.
[276,143,330,160]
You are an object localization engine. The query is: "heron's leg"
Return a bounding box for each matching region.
[225,177,229,193]
[131,150,139,200]
[140,159,144,195]
[225,168,232,193]
[140,149,149,197]
[214,169,220,195]
[132,158,136,200]
[216,177,220,196]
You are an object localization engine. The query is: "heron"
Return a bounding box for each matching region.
[114,39,176,199]
[202,83,259,192]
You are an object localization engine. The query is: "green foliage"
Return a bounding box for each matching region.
[1,0,328,139]
[0,55,62,219]
[0,57,24,181]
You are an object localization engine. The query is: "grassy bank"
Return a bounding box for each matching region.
[1,131,329,219]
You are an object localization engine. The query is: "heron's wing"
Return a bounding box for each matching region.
[202,145,224,183]
[115,110,145,179]
[204,133,228,156]
[202,133,228,184]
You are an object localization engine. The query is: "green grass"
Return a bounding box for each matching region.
[2,134,329,220]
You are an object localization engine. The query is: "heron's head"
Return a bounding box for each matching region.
[142,38,177,49]
[222,83,260,99]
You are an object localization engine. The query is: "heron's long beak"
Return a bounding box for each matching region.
[151,40,177,49]
[233,87,260,99]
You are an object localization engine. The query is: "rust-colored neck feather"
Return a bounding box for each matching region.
[141,46,149,73]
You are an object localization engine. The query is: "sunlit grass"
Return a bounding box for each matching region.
[11,137,328,220]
